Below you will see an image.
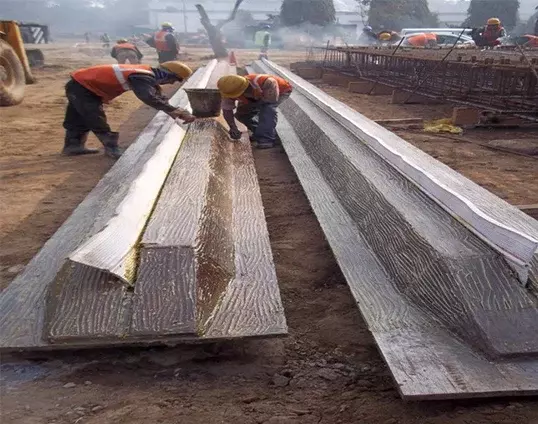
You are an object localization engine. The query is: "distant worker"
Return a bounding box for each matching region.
[217,74,292,149]
[146,22,180,63]
[405,33,437,48]
[62,61,195,158]
[360,25,378,44]
[477,18,505,47]
[378,30,400,43]
[255,25,272,57]
[101,33,111,48]
[111,39,143,64]
[84,32,91,44]
[378,32,392,44]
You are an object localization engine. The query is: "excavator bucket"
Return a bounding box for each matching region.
[0,20,35,84]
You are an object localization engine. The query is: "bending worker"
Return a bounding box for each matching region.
[111,39,143,64]
[217,74,292,149]
[146,22,180,63]
[405,32,437,48]
[62,61,195,158]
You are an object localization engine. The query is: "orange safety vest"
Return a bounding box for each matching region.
[71,64,154,103]
[237,74,292,104]
[115,42,137,52]
[407,33,436,47]
[154,30,174,52]
[482,25,504,42]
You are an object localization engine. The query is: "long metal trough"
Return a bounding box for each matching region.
[250,59,538,400]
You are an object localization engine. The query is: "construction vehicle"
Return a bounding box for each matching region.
[1,20,44,106]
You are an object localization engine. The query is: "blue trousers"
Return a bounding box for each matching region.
[235,94,289,145]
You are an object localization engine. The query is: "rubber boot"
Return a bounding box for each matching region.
[62,132,99,156]
[96,131,123,159]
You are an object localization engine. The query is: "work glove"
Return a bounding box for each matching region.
[229,127,242,140]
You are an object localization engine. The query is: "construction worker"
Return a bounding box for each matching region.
[217,74,292,149]
[359,25,378,44]
[378,32,392,44]
[478,18,506,47]
[62,61,195,158]
[405,33,437,48]
[101,33,110,48]
[255,25,272,58]
[146,22,180,64]
[111,39,143,64]
[378,30,400,43]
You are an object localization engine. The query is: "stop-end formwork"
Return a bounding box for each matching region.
[250,59,538,400]
[0,60,286,351]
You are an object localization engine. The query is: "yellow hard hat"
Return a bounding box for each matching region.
[117,38,128,44]
[160,61,193,80]
[217,75,249,98]
[161,22,174,29]
[487,17,501,25]
[379,32,391,41]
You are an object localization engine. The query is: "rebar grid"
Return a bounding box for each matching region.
[306,46,538,121]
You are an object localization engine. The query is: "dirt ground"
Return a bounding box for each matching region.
[1,45,538,424]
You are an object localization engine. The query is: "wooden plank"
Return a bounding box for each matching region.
[0,65,213,350]
[256,59,538,283]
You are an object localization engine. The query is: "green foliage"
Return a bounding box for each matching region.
[280,0,336,27]
[463,0,520,30]
[361,0,438,30]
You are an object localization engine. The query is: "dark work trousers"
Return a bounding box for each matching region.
[235,93,290,145]
[63,79,111,137]
[157,51,178,64]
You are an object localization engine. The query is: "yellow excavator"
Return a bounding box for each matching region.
[1,20,44,106]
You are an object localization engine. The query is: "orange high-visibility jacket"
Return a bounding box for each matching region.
[154,30,174,52]
[115,42,137,51]
[71,64,154,103]
[237,74,293,104]
[407,33,437,47]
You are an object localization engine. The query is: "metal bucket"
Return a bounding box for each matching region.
[184,88,222,118]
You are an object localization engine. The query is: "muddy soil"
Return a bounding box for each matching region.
[1,46,537,424]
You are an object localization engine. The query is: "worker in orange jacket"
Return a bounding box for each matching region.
[217,74,293,149]
[62,61,195,158]
[111,39,143,64]
[146,22,180,63]
[405,33,437,47]
[478,17,506,47]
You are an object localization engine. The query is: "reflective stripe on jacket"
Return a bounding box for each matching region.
[237,74,292,104]
[154,30,173,52]
[71,64,154,102]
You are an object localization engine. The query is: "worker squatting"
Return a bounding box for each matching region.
[62,22,292,158]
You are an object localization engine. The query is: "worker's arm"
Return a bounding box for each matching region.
[222,98,241,139]
[110,46,117,59]
[166,33,180,53]
[128,74,194,122]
